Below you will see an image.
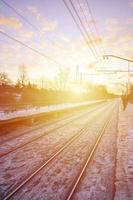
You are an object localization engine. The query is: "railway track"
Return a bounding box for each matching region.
[1,101,117,200]
[68,102,119,200]
[0,101,111,158]
[66,108,115,200]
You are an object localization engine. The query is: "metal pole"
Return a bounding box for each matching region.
[103,54,133,95]
[127,61,130,95]
[103,55,133,63]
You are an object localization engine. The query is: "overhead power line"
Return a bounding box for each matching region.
[76,0,102,57]
[1,0,37,30]
[62,0,93,52]
[0,30,64,66]
[62,0,103,62]
[69,0,101,60]
[84,0,105,55]
[0,0,63,50]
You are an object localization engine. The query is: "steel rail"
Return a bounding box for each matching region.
[2,102,115,200]
[66,105,115,200]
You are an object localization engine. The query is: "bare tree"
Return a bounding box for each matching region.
[57,67,70,91]
[19,64,28,87]
[0,72,11,85]
[16,78,21,88]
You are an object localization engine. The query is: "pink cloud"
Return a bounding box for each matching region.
[0,15,22,30]
[127,18,133,24]
[27,5,58,32]
[129,1,133,8]
[36,15,58,32]
[27,5,38,14]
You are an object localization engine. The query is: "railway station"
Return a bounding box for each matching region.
[0,0,133,199]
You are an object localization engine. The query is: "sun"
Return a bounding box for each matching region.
[44,68,57,80]
[72,85,82,94]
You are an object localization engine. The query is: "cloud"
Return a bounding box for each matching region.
[129,1,133,8]
[88,37,102,46]
[42,19,58,32]
[60,33,71,43]
[103,18,133,60]
[0,15,22,30]
[27,5,58,32]
[105,18,119,27]
[19,29,34,40]
[27,5,38,14]
[127,18,133,24]
[36,14,58,32]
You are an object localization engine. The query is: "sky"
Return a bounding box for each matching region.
[0,0,133,93]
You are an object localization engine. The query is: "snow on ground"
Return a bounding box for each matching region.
[0,106,94,144]
[114,103,133,200]
[72,102,119,200]
[0,100,104,121]
[11,103,115,200]
[0,102,112,199]
[0,107,95,155]
[1,100,132,200]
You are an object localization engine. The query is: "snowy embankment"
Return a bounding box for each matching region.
[115,103,133,200]
[0,99,104,121]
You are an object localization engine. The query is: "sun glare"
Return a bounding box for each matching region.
[44,68,57,80]
[72,85,82,94]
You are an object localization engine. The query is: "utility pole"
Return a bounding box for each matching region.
[127,61,130,94]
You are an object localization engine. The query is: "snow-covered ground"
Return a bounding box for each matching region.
[2,101,132,200]
[115,103,133,200]
[0,105,101,145]
[0,102,113,199]
[71,102,133,200]
[0,105,103,156]
[0,100,104,121]
[72,102,119,200]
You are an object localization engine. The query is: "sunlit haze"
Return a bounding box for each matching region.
[0,0,133,94]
